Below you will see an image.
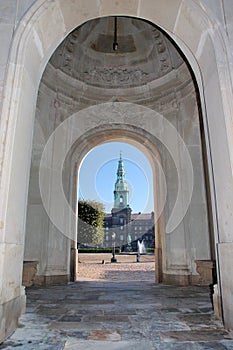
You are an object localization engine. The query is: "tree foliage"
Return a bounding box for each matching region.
[78,200,105,245]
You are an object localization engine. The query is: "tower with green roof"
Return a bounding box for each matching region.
[113,152,129,209]
[111,153,132,234]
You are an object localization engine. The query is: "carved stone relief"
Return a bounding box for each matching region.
[50,17,184,88]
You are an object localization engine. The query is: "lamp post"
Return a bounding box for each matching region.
[111,232,117,263]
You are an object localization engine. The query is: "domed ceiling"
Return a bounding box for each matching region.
[50,17,184,89]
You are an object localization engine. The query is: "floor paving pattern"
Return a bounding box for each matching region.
[1,260,233,349]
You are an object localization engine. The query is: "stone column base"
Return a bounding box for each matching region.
[194,260,215,285]
[162,273,191,286]
[154,248,162,283]
[23,262,69,287]
[213,284,222,319]
[22,261,38,287]
[0,294,26,343]
[217,242,233,329]
[163,260,215,286]
[70,247,78,282]
[34,274,69,286]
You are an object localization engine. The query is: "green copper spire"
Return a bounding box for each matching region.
[113,153,129,208]
[117,151,125,180]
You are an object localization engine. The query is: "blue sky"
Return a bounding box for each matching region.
[78,142,154,213]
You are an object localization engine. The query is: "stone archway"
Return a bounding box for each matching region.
[66,124,165,284]
[25,14,209,292]
[1,0,233,341]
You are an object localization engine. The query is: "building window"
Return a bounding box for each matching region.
[105,227,109,231]
[119,218,124,224]
[120,196,123,203]
[106,236,108,241]
[120,235,124,241]
[135,227,137,231]
[139,227,142,231]
[120,226,123,230]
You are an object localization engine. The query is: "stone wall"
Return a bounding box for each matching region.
[1,0,233,342]
[24,40,210,284]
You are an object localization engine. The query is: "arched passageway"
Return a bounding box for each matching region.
[1,1,233,342]
[26,15,211,289]
[76,140,158,288]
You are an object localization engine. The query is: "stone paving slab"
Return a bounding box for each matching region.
[83,314,130,322]
[49,321,104,331]
[178,313,222,329]
[1,260,233,349]
[88,330,121,341]
[0,341,65,350]
[160,329,231,342]
[156,343,229,349]
[63,339,155,350]
[220,341,233,349]
[103,308,137,315]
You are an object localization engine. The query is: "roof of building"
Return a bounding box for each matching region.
[104,212,153,220]
[131,213,153,220]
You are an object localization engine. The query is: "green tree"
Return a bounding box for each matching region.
[78,200,105,245]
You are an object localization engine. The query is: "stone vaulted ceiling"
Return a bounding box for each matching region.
[50,17,184,89]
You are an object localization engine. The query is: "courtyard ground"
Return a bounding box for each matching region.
[77,252,156,281]
[1,253,233,349]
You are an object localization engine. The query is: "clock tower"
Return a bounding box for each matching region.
[113,152,129,208]
[111,153,132,237]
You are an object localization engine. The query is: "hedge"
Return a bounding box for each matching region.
[78,248,121,254]
[78,247,154,254]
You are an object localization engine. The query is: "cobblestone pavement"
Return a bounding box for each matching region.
[1,256,233,349]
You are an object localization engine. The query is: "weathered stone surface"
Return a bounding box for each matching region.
[64,339,154,350]
[0,295,26,342]
[88,330,121,341]
[160,329,231,342]
[84,315,129,322]
[1,0,233,343]
[1,279,233,349]
[218,243,233,329]
[58,316,82,322]
[22,261,38,287]
[194,260,215,286]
